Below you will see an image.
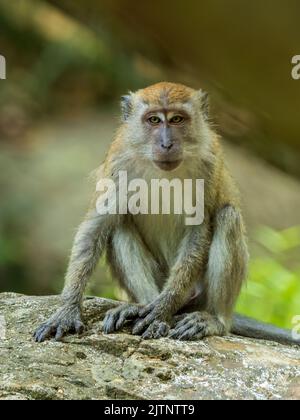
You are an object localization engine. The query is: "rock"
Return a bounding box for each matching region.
[0,293,299,400]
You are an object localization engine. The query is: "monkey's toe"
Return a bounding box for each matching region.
[141,321,170,340]
[34,323,56,343]
[169,321,206,341]
[34,320,84,342]
[170,312,226,341]
[103,304,140,334]
[132,305,167,336]
[34,307,85,343]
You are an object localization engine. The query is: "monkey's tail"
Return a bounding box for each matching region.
[231,314,300,346]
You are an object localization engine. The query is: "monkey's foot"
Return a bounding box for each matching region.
[33,305,85,343]
[132,303,171,339]
[169,312,226,341]
[103,303,140,334]
[139,320,170,340]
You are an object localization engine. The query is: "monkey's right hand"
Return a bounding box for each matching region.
[103,303,141,334]
[33,305,85,343]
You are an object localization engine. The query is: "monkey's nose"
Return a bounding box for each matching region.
[161,142,173,151]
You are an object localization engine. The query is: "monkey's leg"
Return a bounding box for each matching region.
[170,206,248,340]
[132,226,210,339]
[34,210,111,342]
[103,224,164,335]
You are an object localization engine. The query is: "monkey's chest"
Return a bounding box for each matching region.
[134,213,185,267]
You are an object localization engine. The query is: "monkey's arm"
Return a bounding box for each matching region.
[170,205,248,340]
[34,209,112,342]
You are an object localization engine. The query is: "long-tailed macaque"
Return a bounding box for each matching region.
[34,82,299,346]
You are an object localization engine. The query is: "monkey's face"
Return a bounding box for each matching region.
[142,109,189,172]
[121,83,209,172]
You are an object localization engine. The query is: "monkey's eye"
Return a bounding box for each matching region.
[169,115,184,124]
[148,116,162,125]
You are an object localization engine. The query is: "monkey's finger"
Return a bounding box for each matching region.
[75,320,85,335]
[115,314,127,331]
[154,322,169,339]
[169,321,195,339]
[169,326,188,339]
[33,326,44,341]
[34,325,55,343]
[138,304,154,318]
[103,311,119,334]
[132,321,145,335]
[55,326,66,341]
[140,320,165,340]
[177,327,198,341]
[171,320,194,336]
[115,311,132,331]
[141,321,162,339]
[178,325,205,341]
[132,313,154,335]
[115,307,138,330]
[142,326,155,340]
[173,314,186,324]
[174,317,193,329]
[169,329,177,339]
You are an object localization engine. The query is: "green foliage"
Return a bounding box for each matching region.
[236,226,300,329]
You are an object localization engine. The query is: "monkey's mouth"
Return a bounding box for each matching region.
[153,160,183,171]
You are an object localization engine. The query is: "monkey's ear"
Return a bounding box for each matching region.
[121,93,133,122]
[197,90,210,120]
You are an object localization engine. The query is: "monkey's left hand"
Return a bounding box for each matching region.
[132,299,171,339]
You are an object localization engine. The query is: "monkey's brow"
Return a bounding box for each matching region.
[143,108,190,117]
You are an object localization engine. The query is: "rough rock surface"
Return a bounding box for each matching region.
[0,293,299,400]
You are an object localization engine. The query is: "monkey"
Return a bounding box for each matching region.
[34,82,299,346]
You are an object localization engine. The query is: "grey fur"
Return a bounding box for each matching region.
[121,94,133,122]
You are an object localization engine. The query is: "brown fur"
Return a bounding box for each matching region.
[138,82,196,106]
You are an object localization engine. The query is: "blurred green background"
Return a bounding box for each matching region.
[0,0,299,329]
